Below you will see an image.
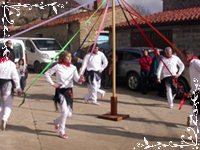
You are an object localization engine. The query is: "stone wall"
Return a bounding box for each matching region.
[113,27,173,50]
[111,29,131,48]
[163,0,200,11]
[14,22,80,52]
[114,24,200,56]
[173,25,200,55]
[80,7,132,50]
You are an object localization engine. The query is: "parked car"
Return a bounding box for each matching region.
[107,47,190,97]
[16,37,62,73]
[0,38,27,64]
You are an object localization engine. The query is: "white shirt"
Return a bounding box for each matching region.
[44,63,80,88]
[80,51,108,75]
[0,59,21,90]
[189,59,200,93]
[17,64,27,77]
[157,55,185,80]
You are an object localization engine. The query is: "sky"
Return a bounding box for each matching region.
[75,0,163,13]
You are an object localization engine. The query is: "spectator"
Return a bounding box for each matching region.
[102,55,118,89]
[16,58,27,91]
[150,49,165,97]
[139,49,152,94]
[5,40,15,62]
[157,47,185,109]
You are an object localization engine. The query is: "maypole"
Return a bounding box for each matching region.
[98,0,129,121]
[111,0,118,116]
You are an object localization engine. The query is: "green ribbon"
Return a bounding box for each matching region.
[19,0,106,107]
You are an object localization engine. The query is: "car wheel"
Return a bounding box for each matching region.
[127,73,140,90]
[176,78,190,99]
[34,61,41,73]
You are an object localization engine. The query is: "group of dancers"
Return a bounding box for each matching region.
[1,41,200,140]
[0,42,108,139]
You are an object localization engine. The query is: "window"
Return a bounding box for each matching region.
[25,40,35,52]
[32,39,61,51]
[119,51,140,61]
[0,42,23,59]
[127,52,140,60]
[13,43,23,59]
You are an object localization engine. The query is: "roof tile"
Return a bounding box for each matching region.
[116,6,200,28]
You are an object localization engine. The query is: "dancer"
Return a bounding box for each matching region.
[0,47,22,130]
[44,51,84,139]
[79,44,108,105]
[184,50,200,133]
[157,47,185,109]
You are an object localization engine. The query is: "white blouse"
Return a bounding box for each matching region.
[189,59,200,92]
[157,55,185,80]
[80,51,108,75]
[44,63,80,88]
[0,60,21,90]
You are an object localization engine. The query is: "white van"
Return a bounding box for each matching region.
[0,38,27,65]
[16,37,62,73]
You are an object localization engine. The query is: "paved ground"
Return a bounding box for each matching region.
[0,73,198,150]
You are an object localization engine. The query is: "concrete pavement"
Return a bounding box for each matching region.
[0,73,198,150]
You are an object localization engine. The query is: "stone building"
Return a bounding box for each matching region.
[108,0,200,55]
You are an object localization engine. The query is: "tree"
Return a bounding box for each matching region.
[3,0,80,25]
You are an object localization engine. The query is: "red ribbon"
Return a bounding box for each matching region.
[178,97,185,110]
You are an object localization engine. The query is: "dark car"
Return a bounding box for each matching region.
[106,47,190,97]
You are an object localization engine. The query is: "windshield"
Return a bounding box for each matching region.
[0,42,23,59]
[33,39,61,51]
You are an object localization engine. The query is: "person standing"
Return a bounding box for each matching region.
[44,51,84,139]
[0,47,22,130]
[183,50,200,134]
[139,49,152,94]
[5,40,15,62]
[16,58,27,91]
[157,47,185,109]
[151,49,165,97]
[79,44,108,105]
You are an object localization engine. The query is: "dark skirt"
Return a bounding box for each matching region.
[84,70,101,85]
[0,78,13,95]
[53,88,73,110]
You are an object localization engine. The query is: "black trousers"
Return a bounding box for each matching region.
[140,70,150,94]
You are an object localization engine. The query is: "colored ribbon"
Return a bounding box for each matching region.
[90,0,111,54]
[179,96,185,110]
[11,1,96,38]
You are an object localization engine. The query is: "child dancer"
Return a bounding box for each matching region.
[44,51,84,139]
